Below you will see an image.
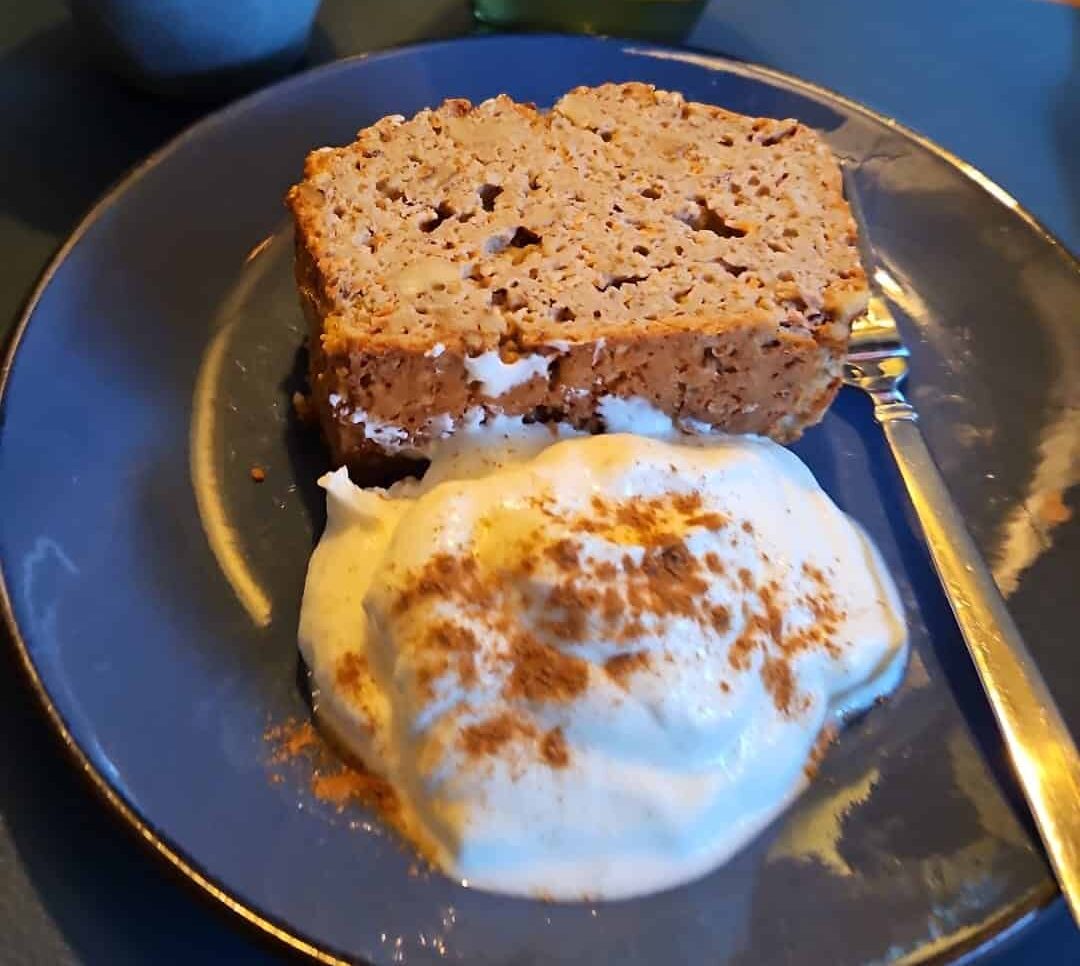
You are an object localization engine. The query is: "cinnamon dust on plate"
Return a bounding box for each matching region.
[264,718,402,827]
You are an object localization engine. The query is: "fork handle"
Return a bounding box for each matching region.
[877,403,1080,923]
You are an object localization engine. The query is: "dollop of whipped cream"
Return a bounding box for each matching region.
[298,430,907,900]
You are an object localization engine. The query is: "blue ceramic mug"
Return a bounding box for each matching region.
[68,0,322,98]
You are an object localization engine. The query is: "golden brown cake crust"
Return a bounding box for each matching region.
[287,83,867,467]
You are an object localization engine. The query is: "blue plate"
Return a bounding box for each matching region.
[1,35,1077,965]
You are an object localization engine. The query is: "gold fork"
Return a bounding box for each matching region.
[843,186,1080,923]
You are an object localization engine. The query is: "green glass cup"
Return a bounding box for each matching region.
[473,0,706,43]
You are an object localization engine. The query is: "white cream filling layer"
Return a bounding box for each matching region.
[463,350,552,397]
[345,394,719,453]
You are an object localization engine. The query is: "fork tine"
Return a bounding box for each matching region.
[841,164,908,359]
[848,296,907,355]
[840,169,911,392]
[841,162,880,278]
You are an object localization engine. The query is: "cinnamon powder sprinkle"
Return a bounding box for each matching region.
[456,652,478,687]
[335,651,368,696]
[394,552,493,615]
[670,491,704,515]
[804,724,838,780]
[386,488,850,731]
[540,726,570,768]
[708,604,731,635]
[686,511,729,530]
[544,538,580,570]
[761,657,800,716]
[626,540,710,620]
[541,582,594,640]
[604,650,651,688]
[576,490,728,549]
[505,634,589,703]
[613,501,673,545]
[312,765,400,819]
[728,624,759,672]
[460,712,574,771]
[759,583,784,642]
[460,711,527,758]
[263,718,402,826]
[265,719,318,764]
[411,621,483,697]
[601,587,623,623]
[595,560,617,581]
[427,620,480,654]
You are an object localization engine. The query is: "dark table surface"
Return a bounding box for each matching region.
[1,1,1077,962]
